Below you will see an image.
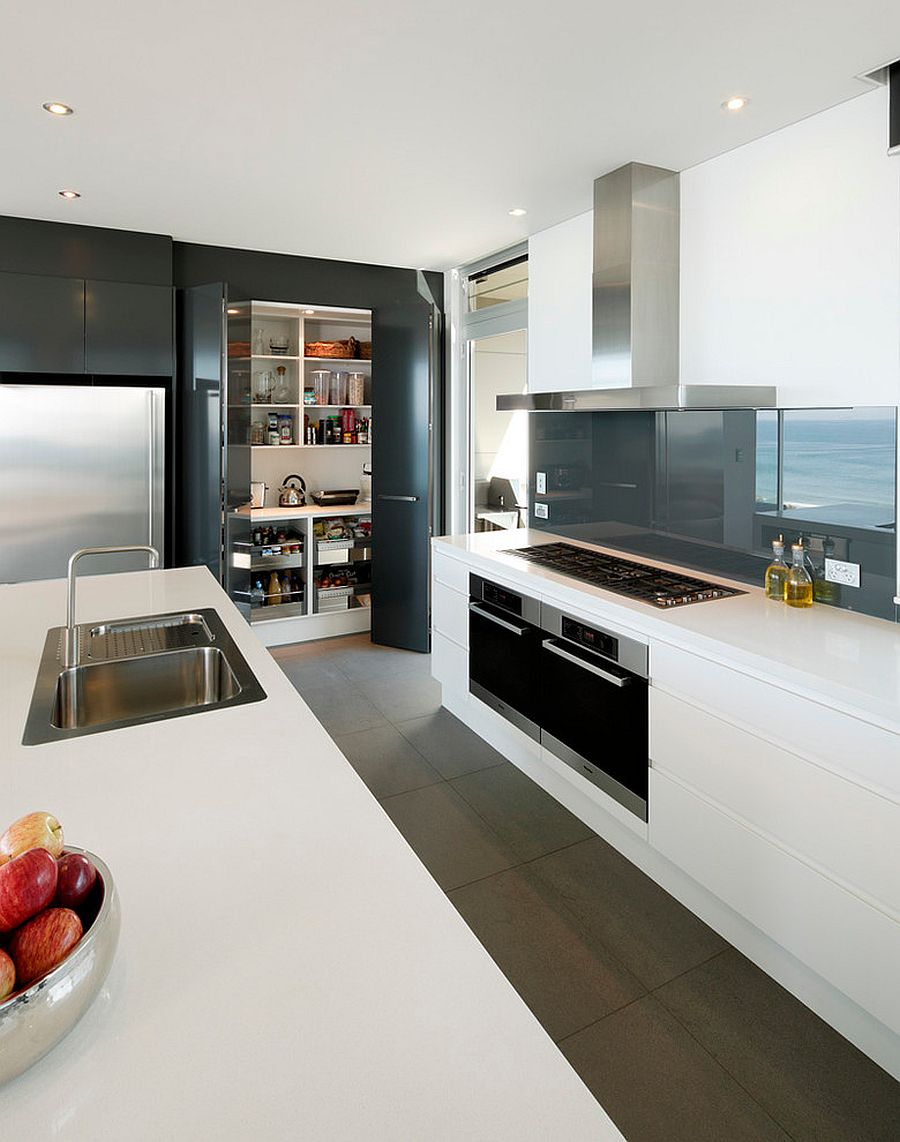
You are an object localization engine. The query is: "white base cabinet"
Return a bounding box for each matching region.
[430,541,900,1081]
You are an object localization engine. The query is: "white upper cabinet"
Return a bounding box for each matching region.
[680,87,900,407]
[527,211,593,393]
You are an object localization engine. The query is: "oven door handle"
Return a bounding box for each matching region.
[542,639,632,687]
[469,601,532,637]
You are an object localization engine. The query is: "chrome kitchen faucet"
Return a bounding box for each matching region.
[64,545,160,668]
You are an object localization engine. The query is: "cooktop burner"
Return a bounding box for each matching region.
[503,543,745,607]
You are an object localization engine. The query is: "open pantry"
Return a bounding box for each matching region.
[227,300,374,645]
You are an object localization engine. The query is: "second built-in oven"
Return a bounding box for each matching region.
[539,604,649,820]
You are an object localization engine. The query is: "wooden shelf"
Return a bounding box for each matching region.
[302,404,371,410]
[251,443,371,450]
[304,357,371,365]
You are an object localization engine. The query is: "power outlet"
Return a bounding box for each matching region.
[534,502,549,520]
[535,471,547,495]
[825,558,861,588]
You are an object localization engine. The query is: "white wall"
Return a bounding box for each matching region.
[680,87,900,407]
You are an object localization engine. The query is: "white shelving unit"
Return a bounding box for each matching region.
[228,301,373,645]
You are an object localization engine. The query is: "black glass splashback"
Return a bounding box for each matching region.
[529,408,897,621]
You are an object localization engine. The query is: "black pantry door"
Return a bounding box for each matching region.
[371,297,440,653]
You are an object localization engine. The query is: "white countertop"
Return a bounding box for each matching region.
[252,501,372,520]
[434,530,900,741]
[0,566,619,1140]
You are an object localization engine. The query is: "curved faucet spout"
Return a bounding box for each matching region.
[64,546,160,668]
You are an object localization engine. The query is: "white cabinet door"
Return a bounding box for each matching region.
[651,770,900,1036]
[527,212,593,393]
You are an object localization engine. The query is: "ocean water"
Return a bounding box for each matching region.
[756,411,896,513]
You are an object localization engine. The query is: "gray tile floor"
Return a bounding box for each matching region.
[272,633,900,1142]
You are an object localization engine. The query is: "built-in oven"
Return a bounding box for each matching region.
[539,604,649,820]
[468,574,542,741]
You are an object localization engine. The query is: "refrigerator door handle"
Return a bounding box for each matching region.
[148,390,155,547]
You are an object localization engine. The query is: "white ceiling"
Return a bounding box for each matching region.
[2,1,899,271]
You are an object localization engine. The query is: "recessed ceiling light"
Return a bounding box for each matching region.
[508,207,527,217]
[58,189,80,199]
[303,309,316,315]
[43,102,74,116]
[722,96,749,112]
[226,308,240,315]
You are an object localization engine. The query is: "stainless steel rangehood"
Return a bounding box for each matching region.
[498,162,776,412]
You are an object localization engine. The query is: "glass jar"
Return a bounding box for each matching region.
[329,371,348,406]
[312,370,330,405]
[347,372,366,405]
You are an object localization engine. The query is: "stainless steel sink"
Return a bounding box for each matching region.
[23,608,266,745]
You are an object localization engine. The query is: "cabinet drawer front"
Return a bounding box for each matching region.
[652,643,900,795]
[432,550,469,595]
[651,690,900,919]
[650,771,900,1035]
[432,580,468,649]
[431,629,467,692]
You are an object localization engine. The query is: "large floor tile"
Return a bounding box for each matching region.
[531,836,726,990]
[356,671,443,722]
[655,948,900,1142]
[450,867,644,1041]
[395,708,508,779]
[560,996,790,1142]
[380,783,519,891]
[274,653,350,692]
[298,684,388,735]
[333,724,442,798]
[331,639,431,682]
[450,763,593,863]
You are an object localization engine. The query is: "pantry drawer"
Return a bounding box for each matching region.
[432,580,468,649]
[652,642,899,792]
[650,689,900,918]
[650,770,900,1036]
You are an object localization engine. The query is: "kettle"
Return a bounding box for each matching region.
[279,474,306,507]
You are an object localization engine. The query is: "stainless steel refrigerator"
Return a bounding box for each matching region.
[0,384,165,584]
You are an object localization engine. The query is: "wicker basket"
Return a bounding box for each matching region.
[305,338,360,360]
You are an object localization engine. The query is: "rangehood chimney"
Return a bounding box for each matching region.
[497,162,776,412]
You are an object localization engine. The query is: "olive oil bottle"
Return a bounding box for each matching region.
[785,543,814,608]
[764,536,788,601]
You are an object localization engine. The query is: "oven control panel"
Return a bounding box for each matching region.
[561,616,618,662]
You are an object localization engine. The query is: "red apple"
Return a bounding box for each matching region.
[0,849,59,932]
[55,852,97,910]
[10,908,83,987]
[0,812,64,863]
[0,949,14,1001]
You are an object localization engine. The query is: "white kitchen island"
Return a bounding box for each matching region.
[0,566,622,1140]
[432,529,900,1082]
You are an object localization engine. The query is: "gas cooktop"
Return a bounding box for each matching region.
[503,543,745,608]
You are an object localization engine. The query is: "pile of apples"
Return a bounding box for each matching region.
[0,812,100,1003]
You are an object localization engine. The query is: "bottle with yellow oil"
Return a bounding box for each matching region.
[784,543,814,608]
[764,536,788,601]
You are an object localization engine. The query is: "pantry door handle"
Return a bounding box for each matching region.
[377,495,419,502]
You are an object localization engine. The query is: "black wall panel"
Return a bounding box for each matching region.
[0,216,172,285]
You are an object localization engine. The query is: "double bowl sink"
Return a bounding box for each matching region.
[23,610,266,745]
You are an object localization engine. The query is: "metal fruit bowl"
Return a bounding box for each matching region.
[0,847,120,1087]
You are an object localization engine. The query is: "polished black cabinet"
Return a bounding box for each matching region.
[0,271,172,377]
[0,271,84,372]
[86,280,173,375]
